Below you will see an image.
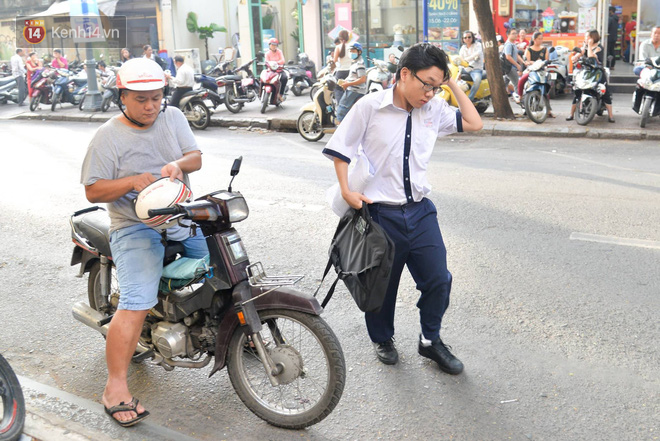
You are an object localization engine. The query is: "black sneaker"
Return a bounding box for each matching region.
[418,335,464,375]
[373,338,398,365]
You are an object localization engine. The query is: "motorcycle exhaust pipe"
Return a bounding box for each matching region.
[231,98,251,103]
[71,301,151,354]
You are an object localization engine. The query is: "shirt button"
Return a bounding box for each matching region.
[407,135,410,138]
[405,156,408,160]
[405,177,409,181]
[408,196,412,200]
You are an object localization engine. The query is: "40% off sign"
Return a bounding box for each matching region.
[23,19,46,44]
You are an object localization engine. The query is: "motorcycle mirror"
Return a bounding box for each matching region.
[549,47,556,53]
[230,156,243,177]
[256,52,265,60]
[397,45,404,52]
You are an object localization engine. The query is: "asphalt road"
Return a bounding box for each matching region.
[0,120,658,441]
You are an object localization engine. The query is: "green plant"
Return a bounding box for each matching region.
[186,12,227,60]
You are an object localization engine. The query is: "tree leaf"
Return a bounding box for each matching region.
[186,12,199,33]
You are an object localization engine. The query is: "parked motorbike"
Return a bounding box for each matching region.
[194,72,225,111]
[286,51,315,96]
[100,67,119,112]
[70,158,346,429]
[51,68,88,111]
[572,56,609,126]
[0,76,19,105]
[632,57,660,128]
[297,75,339,142]
[309,54,336,100]
[259,60,288,114]
[438,56,491,114]
[29,67,57,111]
[547,46,570,98]
[222,56,261,114]
[520,59,552,124]
[365,57,393,94]
[0,353,25,441]
[174,89,211,130]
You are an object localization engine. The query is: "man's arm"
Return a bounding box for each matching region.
[446,77,482,132]
[342,75,367,89]
[160,150,202,181]
[85,173,155,203]
[333,157,373,209]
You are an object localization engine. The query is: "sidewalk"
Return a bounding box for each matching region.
[5,91,660,141]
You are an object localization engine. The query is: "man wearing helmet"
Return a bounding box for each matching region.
[80,58,208,427]
[265,38,288,102]
[335,42,367,123]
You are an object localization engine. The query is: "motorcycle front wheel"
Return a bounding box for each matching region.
[185,99,210,130]
[640,97,652,128]
[523,90,548,124]
[29,93,40,111]
[0,353,25,441]
[50,93,60,111]
[224,88,243,114]
[575,95,597,126]
[261,91,270,114]
[297,111,325,142]
[227,309,346,429]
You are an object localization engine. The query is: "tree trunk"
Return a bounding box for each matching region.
[472,0,515,119]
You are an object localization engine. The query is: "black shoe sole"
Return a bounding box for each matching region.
[418,345,463,375]
[376,352,398,365]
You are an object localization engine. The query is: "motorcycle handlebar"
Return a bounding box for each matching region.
[148,207,180,217]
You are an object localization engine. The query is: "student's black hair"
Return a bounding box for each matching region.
[396,43,449,82]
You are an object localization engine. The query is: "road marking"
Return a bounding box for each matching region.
[249,198,326,212]
[569,232,660,250]
[541,150,660,177]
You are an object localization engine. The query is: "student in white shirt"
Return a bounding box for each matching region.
[323,43,482,373]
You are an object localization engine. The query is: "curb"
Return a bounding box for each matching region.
[9,111,659,141]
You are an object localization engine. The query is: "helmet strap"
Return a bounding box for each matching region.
[117,88,167,128]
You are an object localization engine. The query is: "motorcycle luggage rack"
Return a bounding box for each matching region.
[246,262,304,288]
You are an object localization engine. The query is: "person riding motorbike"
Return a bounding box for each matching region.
[80,57,207,427]
[335,42,367,123]
[458,30,483,102]
[265,38,288,102]
[516,31,555,118]
[165,55,194,108]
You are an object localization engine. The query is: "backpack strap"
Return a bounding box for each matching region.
[313,256,340,309]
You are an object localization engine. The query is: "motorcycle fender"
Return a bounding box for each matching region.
[263,84,272,93]
[299,101,316,112]
[70,246,98,277]
[209,284,324,376]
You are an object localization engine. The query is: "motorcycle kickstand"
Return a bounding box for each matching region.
[250,332,282,386]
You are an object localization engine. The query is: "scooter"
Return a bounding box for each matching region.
[0,353,25,441]
[286,50,315,96]
[221,55,261,114]
[297,75,339,142]
[520,59,552,124]
[547,46,570,98]
[194,72,225,111]
[259,60,288,114]
[365,57,392,94]
[309,54,336,100]
[632,56,660,128]
[28,67,57,111]
[572,56,610,126]
[100,67,119,112]
[438,56,491,114]
[0,76,19,104]
[176,89,211,130]
[51,68,88,111]
[69,158,346,429]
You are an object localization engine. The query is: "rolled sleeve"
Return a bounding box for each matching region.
[435,99,460,137]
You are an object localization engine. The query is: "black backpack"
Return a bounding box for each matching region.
[315,204,395,313]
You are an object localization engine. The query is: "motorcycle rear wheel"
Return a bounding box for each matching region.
[640,97,652,128]
[101,96,111,112]
[523,90,548,124]
[261,91,270,114]
[88,261,119,316]
[292,83,302,96]
[224,88,244,114]
[575,96,597,126]
[185,99,210,130]
[297,111,325,142]
[78,95,86,111]
[29,93,40,112]
[227,309,345,429]
[0,353,26,441]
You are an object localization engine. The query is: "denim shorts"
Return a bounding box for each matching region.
[109,223,209,311]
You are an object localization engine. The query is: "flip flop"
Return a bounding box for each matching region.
[104,397,150,427]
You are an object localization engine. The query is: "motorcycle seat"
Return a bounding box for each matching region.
[219,75,242,82]
[459,70,487,81]
[0,77,15,87]
[72,78,87,86]
[72,209,112,257]
[179,89,202,99]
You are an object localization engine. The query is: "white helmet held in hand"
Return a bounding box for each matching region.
[117,58,166,91]
[134,178,192,229]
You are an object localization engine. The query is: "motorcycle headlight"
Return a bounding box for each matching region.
[208,192,249,223]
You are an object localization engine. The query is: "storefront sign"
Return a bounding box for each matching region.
[578,7,596,33]
[335,3,352,32]
[426,0,460,53]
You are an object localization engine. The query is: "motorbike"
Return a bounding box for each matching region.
[0,353,25,441]
[309,54,336,100]
[297,75,339,142]
[28,67,57,111]
[194,72,225,111]
[0,76,19,105]
[69,158,346,429]
[221,56,261,114]
[519,59,552,124]
[572,56,609,126]
[438,56,491,115]
[547,46,570,98]
[51,68,88,111]
[632,56,660,128]
[259,60,288,114]
[100,67,120,112]
[365,57,393,94]
[286,51,315,97]
[175,89,211,130]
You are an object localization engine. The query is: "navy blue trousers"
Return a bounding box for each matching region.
[366,198,452,343]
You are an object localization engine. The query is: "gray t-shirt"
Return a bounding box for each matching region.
[346,59,367,94]
[81,107,200,239]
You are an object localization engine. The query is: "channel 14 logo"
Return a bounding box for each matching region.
[16,15,127,48]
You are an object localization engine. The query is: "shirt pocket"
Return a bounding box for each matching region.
[413,124,436,164]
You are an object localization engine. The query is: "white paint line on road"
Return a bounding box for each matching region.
[541,150,660,177]
[569,232,660,250]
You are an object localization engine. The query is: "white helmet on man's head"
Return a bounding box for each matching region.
[117,58,166,91]
[134,178,192,229]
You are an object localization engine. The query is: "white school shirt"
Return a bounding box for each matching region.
[323,86,462,205]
